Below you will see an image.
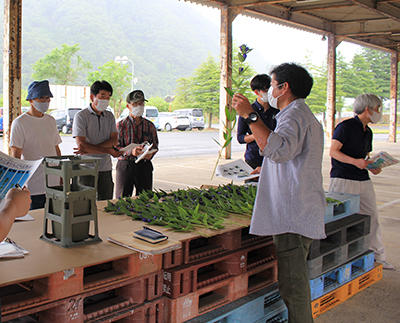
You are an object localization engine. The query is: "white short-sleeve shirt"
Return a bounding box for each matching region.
[10,113,62,195]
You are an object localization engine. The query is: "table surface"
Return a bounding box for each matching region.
[0,200,252,286]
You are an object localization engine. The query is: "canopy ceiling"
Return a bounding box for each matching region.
[185,0,400,54]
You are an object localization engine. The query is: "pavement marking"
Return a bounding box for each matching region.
[378,198,400,210]
[154,179,197,188]
[173,165,214,171]
[380,215,400,221]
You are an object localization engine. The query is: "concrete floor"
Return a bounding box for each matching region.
[148,140,400,323]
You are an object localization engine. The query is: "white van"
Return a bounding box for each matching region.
[174,108,205,130]
[117,106,160,129]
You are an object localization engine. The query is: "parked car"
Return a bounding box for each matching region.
[0,106,30,134]
[174,108,205,130]
[50,108,82,134]
[117,106,160,129]
[158,112,190,131]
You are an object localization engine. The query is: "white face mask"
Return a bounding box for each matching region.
[95,99,109,112]
[130,105,144,117]
[260,91,269,103]
[267,84,283,109]
[369,109,382,123]
[32,100,50,113]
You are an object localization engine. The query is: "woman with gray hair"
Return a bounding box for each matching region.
[328,93,394,270]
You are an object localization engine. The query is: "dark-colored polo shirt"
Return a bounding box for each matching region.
[330,116,372,181]
[237,100,279,168]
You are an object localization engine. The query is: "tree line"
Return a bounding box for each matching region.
[4,43,397,126]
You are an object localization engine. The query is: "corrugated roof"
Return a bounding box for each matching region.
[184,0,400,53]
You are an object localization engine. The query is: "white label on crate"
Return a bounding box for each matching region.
[139,253,150,260]
[182,297,193,319]
[163,284,171,295]
[63,268,75,280]
[163,271,172,282]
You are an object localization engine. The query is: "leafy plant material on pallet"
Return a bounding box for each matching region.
[104,185,344,233]
[104,184,257,232]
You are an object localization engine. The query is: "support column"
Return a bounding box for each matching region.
[326,34,339,143]
[3,0,22,154]
[389,51,398,143]
[219,6,238,159]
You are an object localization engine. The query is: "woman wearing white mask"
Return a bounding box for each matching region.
[10,80,62,209]
[329,93,394,270]
[115,90,159,198]
[236,74,279,172]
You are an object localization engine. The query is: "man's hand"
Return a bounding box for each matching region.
[232,93,253,118]
[73,144,87,155]
[4,187,31,219]
[110,148,124,158]
[354,158,371,170]
[251,166,261,175]
[369,167,382,175]
[132,145,144,157]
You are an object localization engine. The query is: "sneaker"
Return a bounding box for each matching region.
[377,260,395,270]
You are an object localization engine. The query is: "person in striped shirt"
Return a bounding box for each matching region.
[115,90,159,198]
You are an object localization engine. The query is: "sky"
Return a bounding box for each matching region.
[188,2,363,74]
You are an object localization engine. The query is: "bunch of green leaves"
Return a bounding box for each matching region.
[104,184,257,232]
[326,197,343,205]
[211,44,253,179]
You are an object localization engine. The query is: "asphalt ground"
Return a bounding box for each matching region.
[146,140,400,323]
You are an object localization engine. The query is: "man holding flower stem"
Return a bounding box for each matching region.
[233,63,325,323]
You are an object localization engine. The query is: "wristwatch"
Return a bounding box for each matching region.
[244,112,259,125]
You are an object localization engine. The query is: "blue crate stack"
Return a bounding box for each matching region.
[185,192,373,322]
[308,192,374,301]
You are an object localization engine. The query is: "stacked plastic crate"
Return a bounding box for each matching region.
[0,253,165,322]
[162,227,278,323]
[309,192,383,318]
[183,192,383,323]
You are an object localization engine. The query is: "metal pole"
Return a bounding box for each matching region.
[3,0,22,154]
[389,51,398,143]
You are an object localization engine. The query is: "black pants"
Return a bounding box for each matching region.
[79,171,114,201]
[30,194,46,210]
[116,160,153,198]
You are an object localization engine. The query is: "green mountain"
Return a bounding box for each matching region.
[0,0,219,97]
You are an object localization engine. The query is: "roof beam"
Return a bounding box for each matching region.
[349,0,400,23]
[229,0,292,6]
[242,5,334,33]
[290,1,353,12]
[335,18,400,35]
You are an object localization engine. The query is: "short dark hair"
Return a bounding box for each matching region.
[250,74,271,91]
[90,80,113,96]
[270,63,313,99]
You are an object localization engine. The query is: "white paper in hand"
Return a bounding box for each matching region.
[119,143,142,154]
[135,143,155,163]
[216,159,259,181]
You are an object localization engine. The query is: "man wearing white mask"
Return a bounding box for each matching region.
[329,93,394,270]
[10,80,62,209]
[237,74,279,171]
[232,63,325,323]
[73,80,121,200]
[115,90,158,198]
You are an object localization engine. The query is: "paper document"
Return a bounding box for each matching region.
[119,143,142,153]
[15,213,35,221]
[0,151,42,201]
[135,143,157,163]
[216,159,259,181]
[366,151,399,170]
[0,238,29,259]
